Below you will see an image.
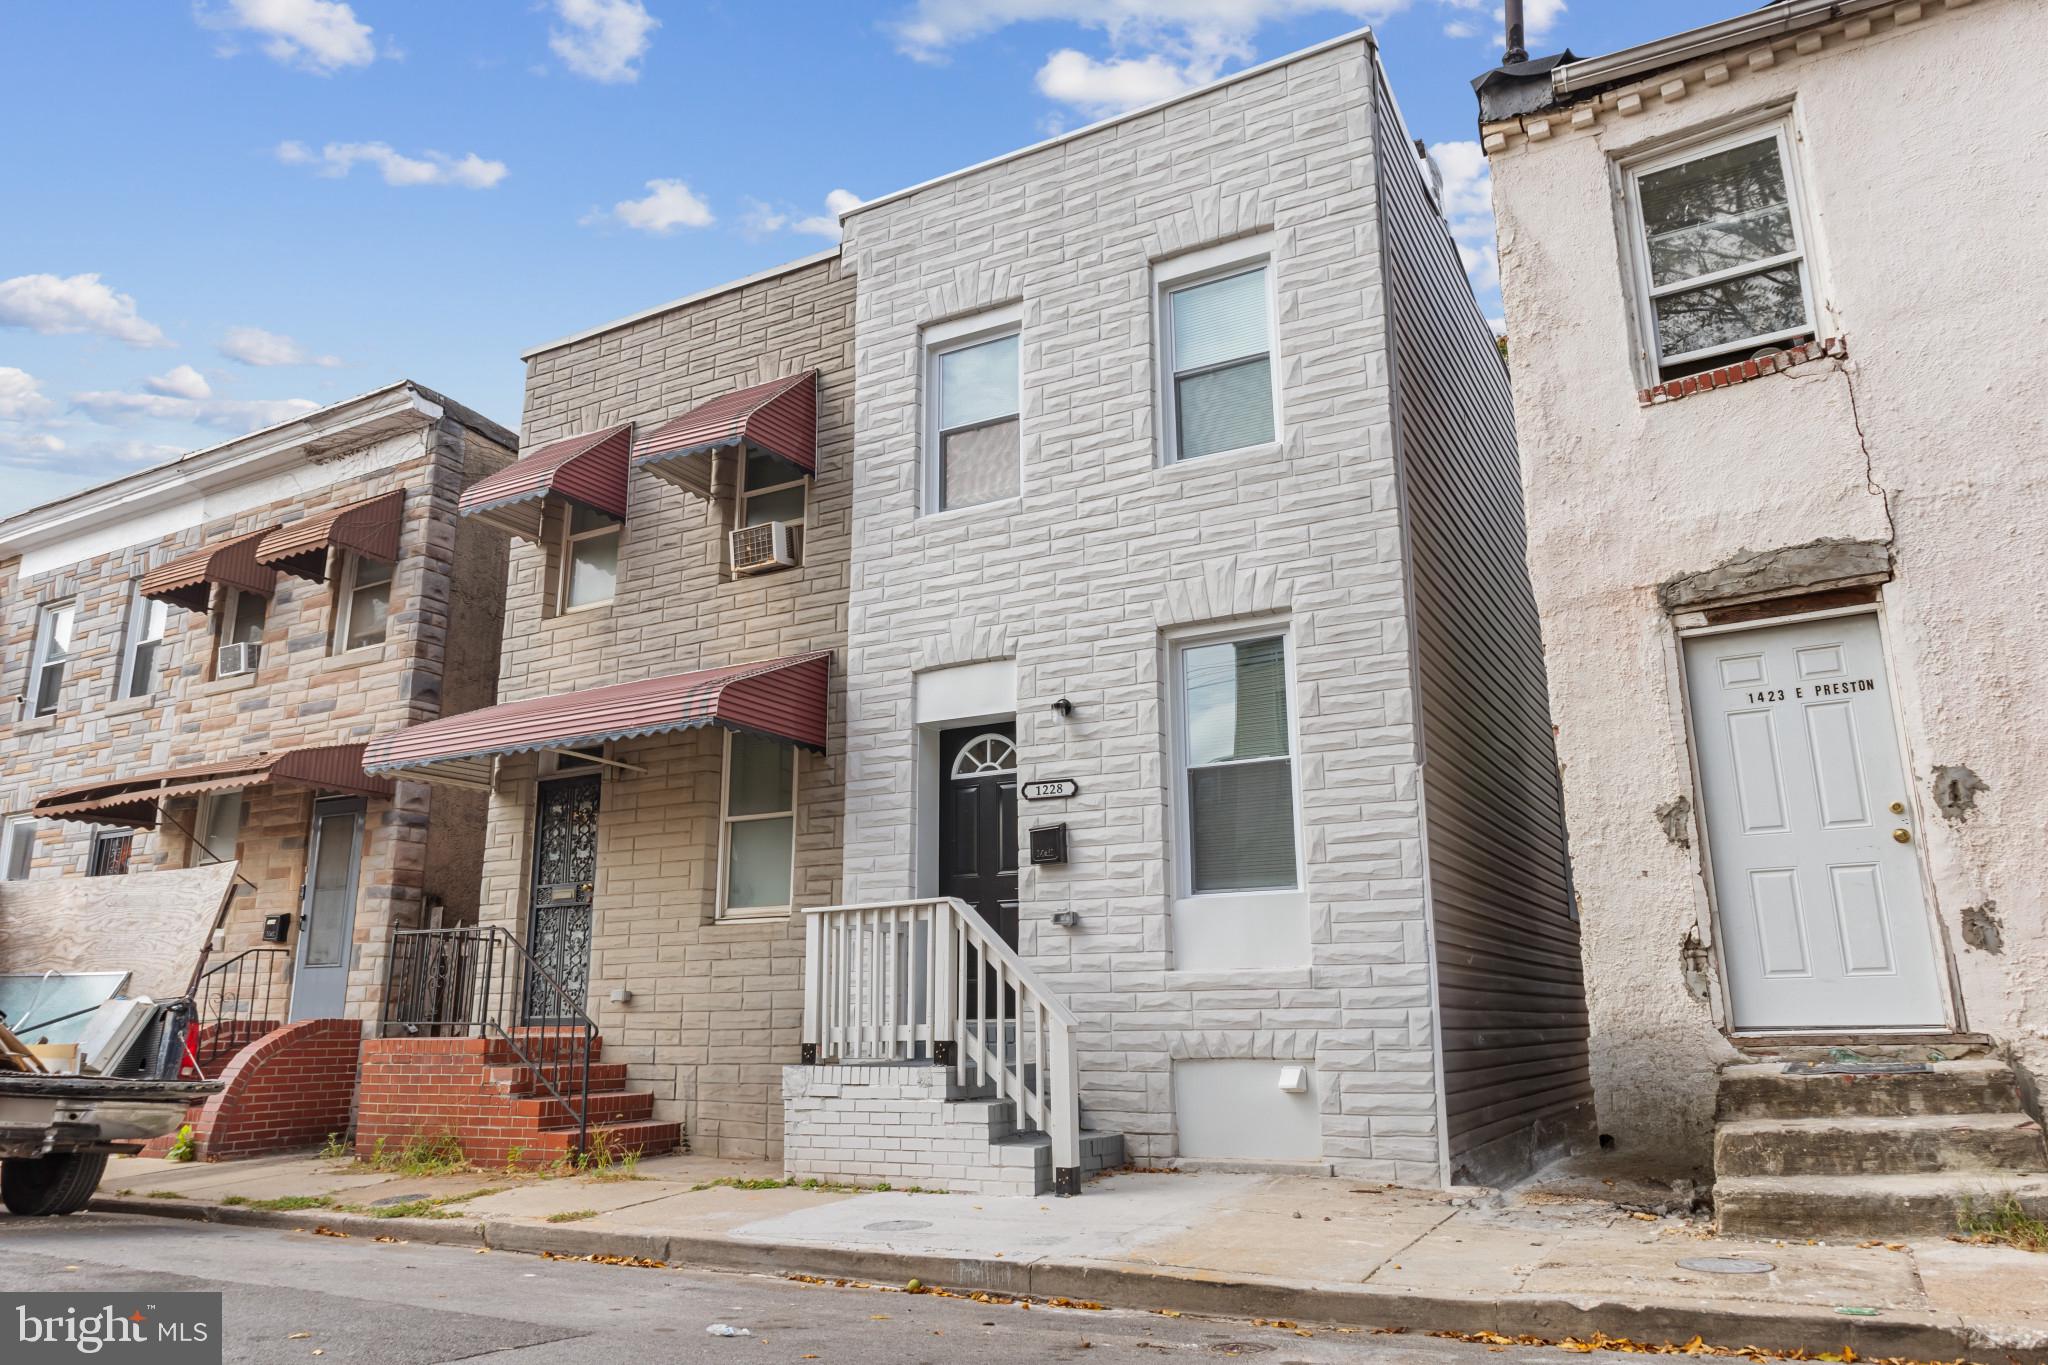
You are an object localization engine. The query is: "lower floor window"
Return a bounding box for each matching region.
[88,829,133,877]
[721,731,796,917]
[1177,630,1299,894]
[3,817,35,880]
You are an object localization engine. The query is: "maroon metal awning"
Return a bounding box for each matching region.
[632,372,816,500]
[138,527,279,613]
[254,489,406,582]
[31,744,395,830]
[458,424,632,540]
[363,652,831,790]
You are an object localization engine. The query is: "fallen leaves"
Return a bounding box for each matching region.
[539,1250,667,1269]
[1429,1330,1964,1364]
[310,1226,348,1239]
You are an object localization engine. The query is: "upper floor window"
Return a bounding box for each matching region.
[333,552,394,652]
[559,503,621,611]
[925,312,1021,514]
[2,816,35,881]
[719,730,797,919]
[118,586,172,700]
[1625,122,1816,382]
[88,828,132,877]
[215,588,267,679]
[1175,629,1299,895]
[28,601,76,717]
[739,449,808,531]
[1159,244,1277,462]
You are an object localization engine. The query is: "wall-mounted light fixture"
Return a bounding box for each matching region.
[1050,698,1073,717]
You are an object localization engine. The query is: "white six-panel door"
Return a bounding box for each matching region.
[1683,614,1945,1031]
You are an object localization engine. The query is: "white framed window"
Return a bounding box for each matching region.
[718,730,797,919]
[2,817,36,881]
[118,584,172,700]
[558,503,621,611]
[28,600,76,718]
[196,792,244,865]
[214,588,267,678]
[1623,119,1819,381]
[1172,626,1301,896]
[88,829,133,878]
[1156,236,1279,463]
[924,307,1021,514]
[738,449,808,532]
[332,552,394,652]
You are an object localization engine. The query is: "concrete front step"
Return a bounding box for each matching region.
[1716,1112,2048,1178]
[1716,1172,2048,1239]
[1729,1033,1995,1062]
[1717,1059,2023,1121]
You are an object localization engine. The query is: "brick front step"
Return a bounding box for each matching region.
[486,1062,630,1094]
[355,1034,680,1171]
[509,1090,655,1128]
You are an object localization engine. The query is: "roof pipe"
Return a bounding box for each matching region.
[1503,0,1528,64]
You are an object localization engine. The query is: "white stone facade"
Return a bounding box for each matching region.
[836,36,1444,1181]
[1483,0,2048,1173]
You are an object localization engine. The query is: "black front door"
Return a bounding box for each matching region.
[526,773,599,1023]
[940,725,1018,964]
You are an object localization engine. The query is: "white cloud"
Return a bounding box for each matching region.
[220,325,342,367]
[1434,0,1565,47]
[794,189,864,241]
[277,140,508,189]
[739,200,790,238]
[0,429,70,470]
[71,387,320,433]
[0,368,52,422]
[1428,139,1499,292]
[1035,49,1207,118]
[549,0,658,83]
[893,1,1406,69]
[588,179,715,235]
[202,0,376,73]
[0,273,171,349]
[145,365,212,400]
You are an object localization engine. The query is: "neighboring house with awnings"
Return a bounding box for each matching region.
[0,382,517,1043]
[359,256,851,1165]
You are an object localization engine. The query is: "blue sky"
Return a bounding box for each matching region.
[0,0,1701,518]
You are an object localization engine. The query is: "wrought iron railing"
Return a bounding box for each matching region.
[381,925,596,1157]
[191,946,291,1072]
[801,897,1084,1195]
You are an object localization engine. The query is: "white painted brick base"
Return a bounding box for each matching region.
[784,1064,1119,1197]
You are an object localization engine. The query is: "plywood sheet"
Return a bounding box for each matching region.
[0,864,238,1000]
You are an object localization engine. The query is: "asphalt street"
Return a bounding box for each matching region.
[0,1211,1585,1363]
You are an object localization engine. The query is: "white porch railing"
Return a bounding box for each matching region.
[801,897,1083,1194]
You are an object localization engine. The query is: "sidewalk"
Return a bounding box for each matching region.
[83,1150,2048,1362]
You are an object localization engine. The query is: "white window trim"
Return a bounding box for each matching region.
[331,550,394,654]
[556,502,623,614]
[1154,232,1283,466]
[213,588,266,679]
[2,816,36,881]
[116,581,169,701]
[736,448,809,540]
[921,304,1024,518]
[196,791,244,866]
[1620,116,1821,381]
[1166,617,1307,907]
[28,600,76,718]
[715,728,799,922]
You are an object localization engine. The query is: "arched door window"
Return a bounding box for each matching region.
[949,733,1017,779]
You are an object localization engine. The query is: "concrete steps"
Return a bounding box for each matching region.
[1713,1056,2048,1239]
[782,1063,1126,1197]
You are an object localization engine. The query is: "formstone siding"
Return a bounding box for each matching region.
[0,393,514,1021]
[838,38,1439,1180]
[472,255,855,1161]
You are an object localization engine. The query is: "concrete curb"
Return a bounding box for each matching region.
[87,1197,2046,1362]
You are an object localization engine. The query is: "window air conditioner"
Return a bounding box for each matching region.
[216,641,262,677]
[730,521,799,575]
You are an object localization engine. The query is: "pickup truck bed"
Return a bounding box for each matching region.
[0,1071,224,1216]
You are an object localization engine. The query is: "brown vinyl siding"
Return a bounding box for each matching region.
[1373,58,1593,1184]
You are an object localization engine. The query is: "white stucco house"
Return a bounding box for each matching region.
[1477,0,2048,1229]
[783,30,1592,1195]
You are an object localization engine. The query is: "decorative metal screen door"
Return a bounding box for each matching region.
[525,772,600,1023]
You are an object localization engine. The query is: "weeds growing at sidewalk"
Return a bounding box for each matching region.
[232,1195,332,1212]
[545,1209,598,1223]
[361,1131,470,1178]
[1957,1192,2048,1252]
[144,1190,185,1199]
[164,1125,196,1162]
[564,1131,644,1182]
[319,1133,349,1161]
